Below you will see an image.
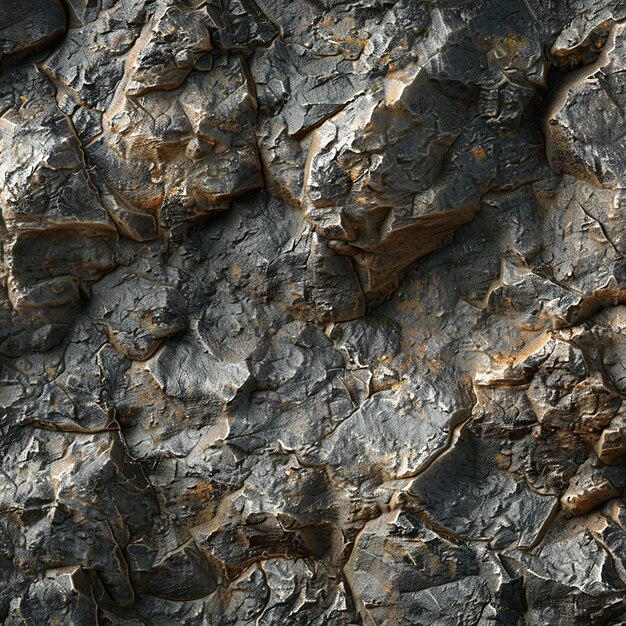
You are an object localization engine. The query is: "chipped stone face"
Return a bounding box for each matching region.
[0,0,66,65]
[2,0,626,624]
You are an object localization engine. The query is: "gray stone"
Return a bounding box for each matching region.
[3,0,626,623]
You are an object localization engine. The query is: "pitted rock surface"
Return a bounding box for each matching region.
[2,1,626,624]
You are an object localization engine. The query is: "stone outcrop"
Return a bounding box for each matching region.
[2,1,626,624]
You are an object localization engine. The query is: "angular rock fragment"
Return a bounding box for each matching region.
[345,508,489,626]
[560,457,621,517]
[125,5,213,97]
[596,413,626,465]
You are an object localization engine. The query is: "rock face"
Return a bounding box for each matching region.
[2,0,626,624]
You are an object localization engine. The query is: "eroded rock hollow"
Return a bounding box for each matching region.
[2,0,626,624]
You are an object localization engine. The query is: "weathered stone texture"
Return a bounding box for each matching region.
[2,0,626,624]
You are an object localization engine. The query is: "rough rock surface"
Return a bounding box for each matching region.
[2,0,626,624]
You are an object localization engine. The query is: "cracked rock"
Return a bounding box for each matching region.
[4,1,626,624]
